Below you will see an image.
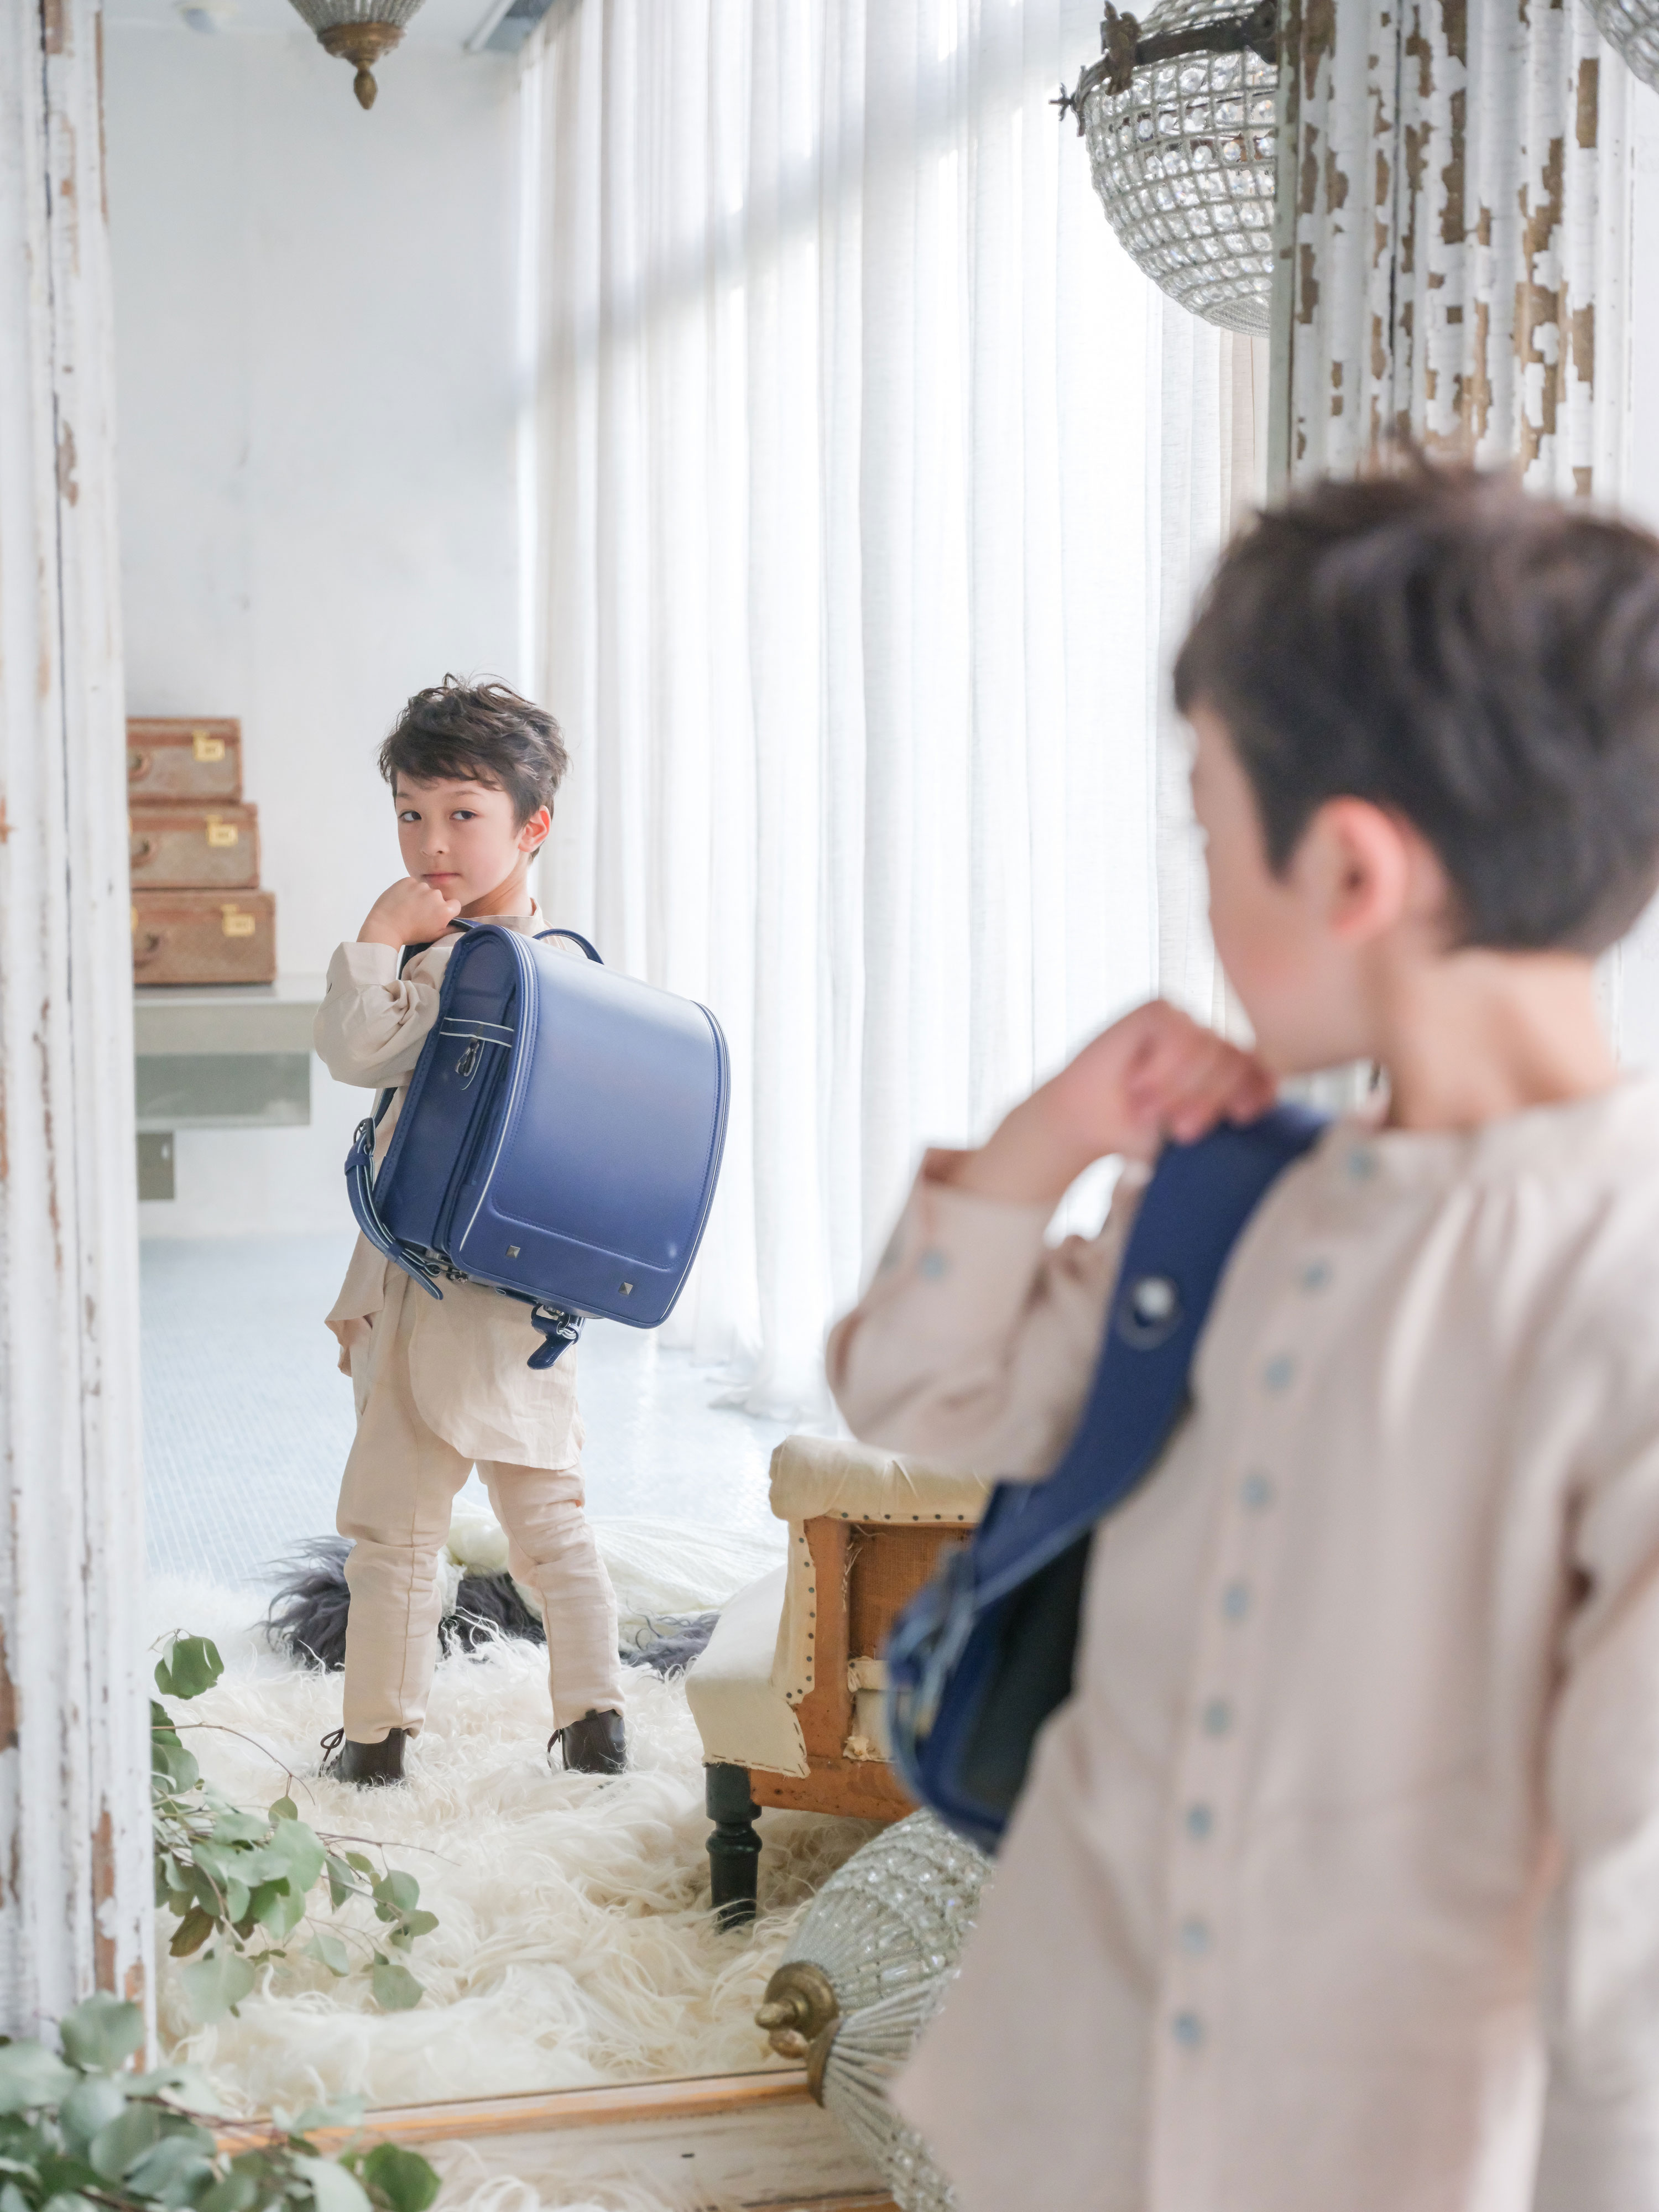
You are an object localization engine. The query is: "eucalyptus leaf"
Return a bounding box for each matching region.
[152,1736,201,1796]
[302,1934,351,1979]
[169,1907,216,1959]
[130,2064,222,2113]
[367,1961,422,2014]
[196,2168,260,2212]
[355,2143,440,2212]
[265,1819,325,1895]
[123,2133,217,2206]
[0,2180,30,2212]
[289,2153,372,2212]
[269,1797,298,1823]
[177,1949,257,2028]
[56,2077,128,2156]
[87,2099,160,2180]
[249,1881,307,1940]
[190,1866,227,1918]
[211,1809,275,1848]
[371,1872,418,1917]
[59,1991,147,2076]
[36,2150,104,2195]
[287,2096,363,2135]
[0,2047,79,2117]
[154,1636,225,1701]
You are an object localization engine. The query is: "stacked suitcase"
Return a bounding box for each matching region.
[128,719,277,984]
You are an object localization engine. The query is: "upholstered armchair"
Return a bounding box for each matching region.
[685,1434,991,1923]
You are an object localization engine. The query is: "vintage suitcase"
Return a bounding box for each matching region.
[128,801,260,890]
[132,890,276,985]
[126,718,242,802]
[347,921,729,1366]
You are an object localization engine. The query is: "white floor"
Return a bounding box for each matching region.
[141,1234,798,1586]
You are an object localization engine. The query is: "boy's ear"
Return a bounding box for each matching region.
[519,804,553,853]
[1301,796,1440,945]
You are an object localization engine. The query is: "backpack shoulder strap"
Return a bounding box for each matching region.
[364,931,461,1130]
[535,926,603,964]
[971,1103,1327,1603]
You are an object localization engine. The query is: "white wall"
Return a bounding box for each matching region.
[105,22,523,1235]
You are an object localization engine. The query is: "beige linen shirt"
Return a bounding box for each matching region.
[827,1079,1659,2212]
[314,912,585,1470]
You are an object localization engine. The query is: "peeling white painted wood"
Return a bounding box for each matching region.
[1271,0,1635,497]
[0,0,150,2036]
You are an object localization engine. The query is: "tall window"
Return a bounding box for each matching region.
[522,0,1261,1411]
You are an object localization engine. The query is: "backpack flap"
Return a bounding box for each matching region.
[885,1103,1327,1853]
[448,931,731,1328]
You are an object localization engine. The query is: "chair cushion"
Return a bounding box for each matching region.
[683,1566,808,1778]
[768,1433,993,1526]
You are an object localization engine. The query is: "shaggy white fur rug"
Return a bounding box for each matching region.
[147,1552,875,2122]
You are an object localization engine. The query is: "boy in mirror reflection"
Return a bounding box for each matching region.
[832,468,1659,2212]
[313,677,626,1786]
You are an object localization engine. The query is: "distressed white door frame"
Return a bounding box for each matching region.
[0,0,150,2033]
[1270,0,1634,497]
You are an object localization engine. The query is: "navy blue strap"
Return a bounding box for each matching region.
[345,1118,442,1299]
[971,1103,1327,1603]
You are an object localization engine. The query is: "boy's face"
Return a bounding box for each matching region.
[393,775,547,912]
[1188,705,1394,1076]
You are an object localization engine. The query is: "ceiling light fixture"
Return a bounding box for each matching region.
[1058,0,1280,335]
[284,0,430,109]
[1587,0,1659,92]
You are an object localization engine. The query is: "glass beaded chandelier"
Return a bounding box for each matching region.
[754,1814,992,2212]
[284,0,429,107]
[1061,0,1280,335]
[1587,0,1659,91]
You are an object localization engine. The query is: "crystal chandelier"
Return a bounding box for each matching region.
[285,0,429,108]
[1060,0,1280,335]
[754,1813,991,2212]
[1587,0,1659,91]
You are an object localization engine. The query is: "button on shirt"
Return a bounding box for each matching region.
[826,1082,1659,2212]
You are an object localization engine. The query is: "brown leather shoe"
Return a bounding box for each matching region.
[549,1708,627,1775]
[320,1725,408,1785]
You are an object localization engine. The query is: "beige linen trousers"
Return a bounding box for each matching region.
[316,915,624,1741]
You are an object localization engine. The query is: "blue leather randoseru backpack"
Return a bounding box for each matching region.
[884,1104,1327,1854]
[345,920,730,1370]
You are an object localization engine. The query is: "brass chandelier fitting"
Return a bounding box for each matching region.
[285,0,429,108]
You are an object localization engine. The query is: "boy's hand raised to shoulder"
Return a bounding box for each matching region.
[928,1001,1276,1206]
[357,878,464,951]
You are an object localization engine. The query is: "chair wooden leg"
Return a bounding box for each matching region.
[706,1763,761,1929]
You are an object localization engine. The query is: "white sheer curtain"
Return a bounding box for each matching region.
[521,0,1254,1415]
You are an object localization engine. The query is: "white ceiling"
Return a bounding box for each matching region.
[103,0,505,51]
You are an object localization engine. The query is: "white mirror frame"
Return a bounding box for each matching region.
[0,0,152,2037]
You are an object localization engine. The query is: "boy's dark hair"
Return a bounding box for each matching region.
[1173,461,1659,953]
[379,675,567,825]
